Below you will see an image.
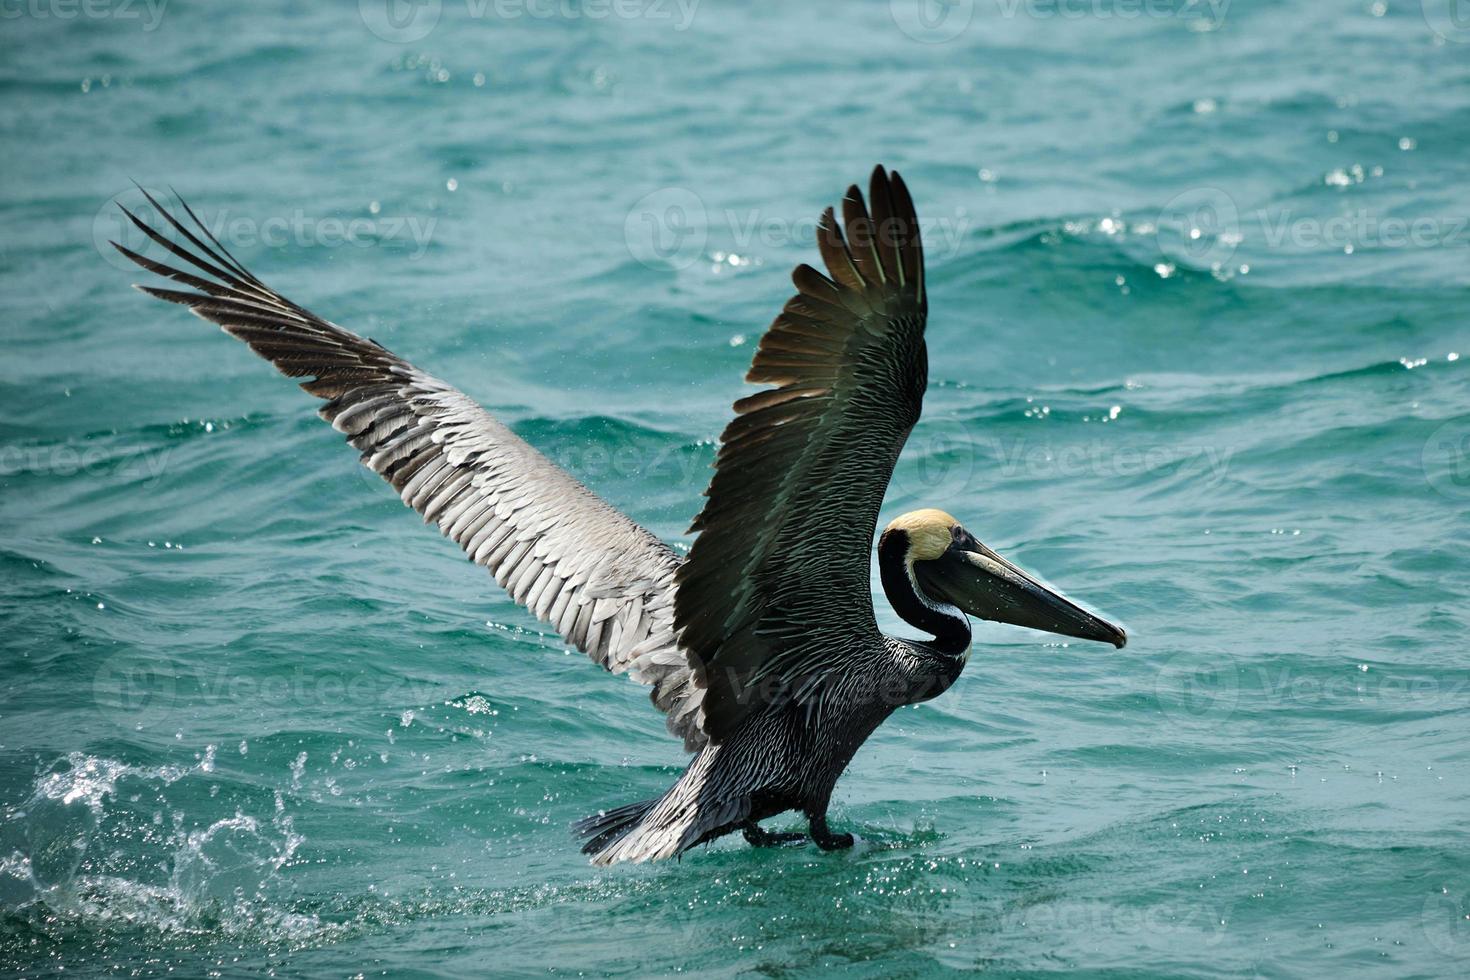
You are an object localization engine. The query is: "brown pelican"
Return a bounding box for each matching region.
[116,167,1126,865]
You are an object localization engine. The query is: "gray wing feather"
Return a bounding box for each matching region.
[115,190,707,751]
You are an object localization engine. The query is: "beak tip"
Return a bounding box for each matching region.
[1113,631,1128,649]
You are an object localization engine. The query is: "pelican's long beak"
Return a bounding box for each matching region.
[914,541,1127,649]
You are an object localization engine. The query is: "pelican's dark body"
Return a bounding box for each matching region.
[580,627,968,863]
[119,167,1125,866]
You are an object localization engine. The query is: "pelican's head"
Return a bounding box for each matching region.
[878,509,1127,649]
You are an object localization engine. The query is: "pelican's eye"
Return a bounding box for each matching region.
[949,525,981,552]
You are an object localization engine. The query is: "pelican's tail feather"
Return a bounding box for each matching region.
[574,797,660,857]
[576,749,751,865]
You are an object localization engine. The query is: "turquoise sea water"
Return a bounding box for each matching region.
[3,1,1470,975]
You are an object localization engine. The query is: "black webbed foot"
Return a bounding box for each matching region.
[742,822,807,847]
[808,813,854,851]
[813,831,855,851]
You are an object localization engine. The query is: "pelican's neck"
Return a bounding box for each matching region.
[878,531,971,656]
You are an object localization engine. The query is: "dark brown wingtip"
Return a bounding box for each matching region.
[111,239,150,269]
[816,205,839,238]
[869,163,890,196]
[888,168,908,200]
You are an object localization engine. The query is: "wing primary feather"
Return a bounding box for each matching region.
[674,166,929,741]
[840,184,884,285]
[120,191,709,752]
[866,165,902,286]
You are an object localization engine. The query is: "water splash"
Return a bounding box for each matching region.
[1,752,335,949]
[170,814,302,912]
[8,754,188,896]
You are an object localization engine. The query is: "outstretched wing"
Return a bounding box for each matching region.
[116,191,707,750]
[674,166,928,741]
